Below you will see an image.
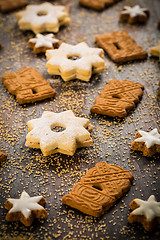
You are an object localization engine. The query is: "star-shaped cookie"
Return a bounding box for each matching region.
[150,42,160,61]
[5,191,47,226]
[46,42,105,81]
[16,2,70,34]
[28,33,60,54]
[128,195,160,231]
[25,110,93,156]
[131,128,160,156]
[120,5,149,24]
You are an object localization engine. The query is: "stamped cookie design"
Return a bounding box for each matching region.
[131,128,160,157]
[79,0,122,11]
[46,42,105,81]
[62,162,133,217]
[128,195,160,231]
[0,150,7,162]
[95,31,148,63]
[5,191,47,226]
[90,79,144,118]
[25,110,93,156]
[2,67,56,104]
[28,33,60,54]
[120,5,150,24]
[16,2,70,34]
[150,42,160,61]
[0,0,28,13]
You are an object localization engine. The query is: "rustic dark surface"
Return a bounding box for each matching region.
[0,0,160,239]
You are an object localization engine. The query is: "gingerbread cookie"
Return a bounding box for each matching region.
[150,42,160,61]
[79,0,122,11]
[0,150,7,162]
[5,191,47,226]
[26,110,93,156]
[128,195,160,231]
[28,33,60,54]
[90,79,144,118]
[16,2,70,34]
[131,128,160,157]
[46,42,105,82]
[119,5,149,24]
[95,31,148,63]
[2,67,56,104]
[62,162,133,217]
[0,0,28,13]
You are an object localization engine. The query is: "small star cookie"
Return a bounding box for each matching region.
[5,191,47,226]
[28,33,60,54]
[131,128,160,157]
[25,110,93,156]
[128,195,160,231]
[16,2,70,34]
[150,42,160,61]
[120,5,149,24]
[46,42,105,81]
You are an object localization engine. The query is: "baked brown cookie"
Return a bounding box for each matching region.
[5,191,47,226]
[131,128,160,157]
[119,5,149,24]
[0,150,7,162]
[95,31,148,63]
[128,195,160,231]
[79,0,122,11]
[0,0,28,13]
[2,67,56,104]
[158,82,160,95]
[90,79,144,118]
[62,162,133,217]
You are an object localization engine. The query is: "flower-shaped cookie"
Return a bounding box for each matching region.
[128,195,160,231]
[46,42,105,81]
[28,33,60,54]
[25,110,93,156]
[16,2,70,34]
[5,191,47,226]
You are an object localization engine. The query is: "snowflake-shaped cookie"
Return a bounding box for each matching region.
[28,33,60,54]
[150,42,160,61]
[128,195,160,231]
[46,42,105,81]
[131,128,160,156]
[5,191,47,226]
[120,5,149,24]
[16,2,70,34]
[25,110,93,156]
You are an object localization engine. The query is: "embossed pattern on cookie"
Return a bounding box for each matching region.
[2,67,56,104]
[0,0,28,13]
[79,0,122,11]
[95,31,148,63]
[90,79,144,118]
[62,162,133,217]
[5,191,47,226]
[128,195,160,231]
[131,128,160,157]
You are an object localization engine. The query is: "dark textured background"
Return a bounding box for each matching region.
[0,0,160,239]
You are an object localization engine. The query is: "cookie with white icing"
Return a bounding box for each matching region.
[120,5,149,24]
[16,2,70,34]
[131,128,160,157]
[28,33,60,54]
[5,191,47,226]
[46,42,105,82]
[25,110,93,156]
[128,195,160,231]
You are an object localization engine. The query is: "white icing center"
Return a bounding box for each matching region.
[29,33,59,48]
[135,128,160,148]
[122,5,147,18]
[8,191,43,218]
[132,195,160,221]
